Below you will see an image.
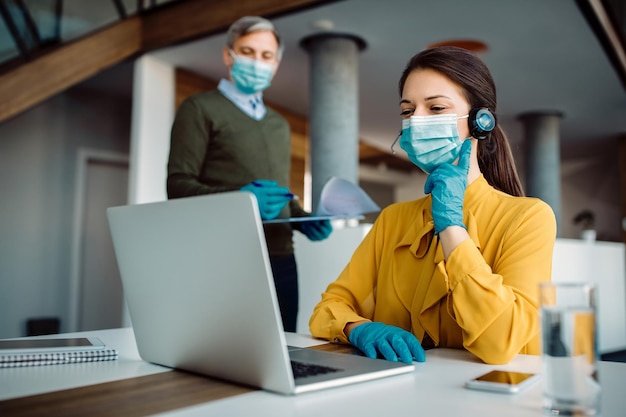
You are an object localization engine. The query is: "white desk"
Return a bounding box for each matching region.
[1,328,625,416]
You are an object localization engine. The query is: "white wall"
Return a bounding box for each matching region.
[128,55,175,205]
[294,224,372,333]
[0,77,132,338]
[552,239,626,353]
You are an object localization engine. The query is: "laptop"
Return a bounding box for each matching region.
[106,191,414,395]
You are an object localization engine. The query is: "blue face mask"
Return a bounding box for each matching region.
[394,114,469,174]
[229,50,275,95]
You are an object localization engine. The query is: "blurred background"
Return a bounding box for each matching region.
[0,0,624,342]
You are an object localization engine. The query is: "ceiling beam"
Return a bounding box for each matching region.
[0,0,337,124]
[577,0,626,90]
[0,18,142,123]
[142,0,338,52]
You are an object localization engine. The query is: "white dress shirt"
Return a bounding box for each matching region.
[217,79,267,120]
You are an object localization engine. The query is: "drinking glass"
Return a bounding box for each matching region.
[539,282,600,416]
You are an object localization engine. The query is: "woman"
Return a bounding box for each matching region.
[309,46,556,365]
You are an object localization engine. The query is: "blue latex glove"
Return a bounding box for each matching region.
[299,219,332,241]
[348,322,425,363]
[423,140,472,234]
[240,179,293,220]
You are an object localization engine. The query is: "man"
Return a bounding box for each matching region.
[167,16,332,332]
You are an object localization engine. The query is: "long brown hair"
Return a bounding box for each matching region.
[398,46,524,197]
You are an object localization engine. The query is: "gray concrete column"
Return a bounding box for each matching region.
[300,33,366,212]
[518,111,563,232]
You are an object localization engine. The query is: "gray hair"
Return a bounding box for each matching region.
[226,16,284,60]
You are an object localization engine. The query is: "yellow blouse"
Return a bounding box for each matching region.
[309,175,557,364]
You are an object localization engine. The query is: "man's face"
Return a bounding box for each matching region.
[223,30,280,76]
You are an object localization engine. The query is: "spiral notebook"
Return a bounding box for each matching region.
[0,337,118,368]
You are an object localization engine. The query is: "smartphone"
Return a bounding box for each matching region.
[464,370,540,394]
[0,337,105,354]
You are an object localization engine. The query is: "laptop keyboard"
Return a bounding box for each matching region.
[290,360,342,379]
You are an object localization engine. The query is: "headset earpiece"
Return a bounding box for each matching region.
[469,108,496,140]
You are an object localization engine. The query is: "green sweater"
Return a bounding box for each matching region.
[167,90,307,255]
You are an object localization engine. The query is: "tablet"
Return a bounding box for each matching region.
[0,337,106,354]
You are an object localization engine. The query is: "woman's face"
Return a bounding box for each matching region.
[400,68,472,139]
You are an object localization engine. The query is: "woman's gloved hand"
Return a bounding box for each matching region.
[241,179,292,220]
[299,219,333,241]
[348,322,425,364]
[423,139,472,234]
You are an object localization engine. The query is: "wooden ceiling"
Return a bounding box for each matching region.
[0,0,337,124]
[0,0,417,174]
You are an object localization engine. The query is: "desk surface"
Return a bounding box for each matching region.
[1,327,625,416]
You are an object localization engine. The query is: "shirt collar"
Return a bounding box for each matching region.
[398,174,492,258]
[217,79,267,120]
[463,174,491,208]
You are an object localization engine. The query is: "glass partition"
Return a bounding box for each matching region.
[0,13,19,63]
[0,0,181,70]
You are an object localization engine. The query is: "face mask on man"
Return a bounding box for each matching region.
[393,114,469,174]
[229,50,275,95]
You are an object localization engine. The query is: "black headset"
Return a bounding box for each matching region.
[468,107,496,140]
